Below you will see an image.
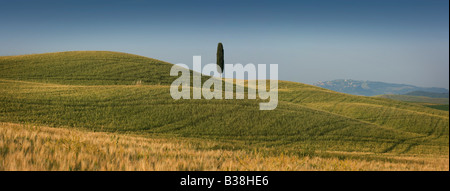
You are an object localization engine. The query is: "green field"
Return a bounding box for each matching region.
[376,94,449,105]
[424,104,449,111]
[403,91,449,98]
[0,51,448,170]
[375,94,449,111]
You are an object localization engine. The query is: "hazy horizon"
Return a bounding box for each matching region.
[1,0,448,88]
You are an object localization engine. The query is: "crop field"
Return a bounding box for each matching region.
[375,94,449,105]
[423,104,449,111]
[1,122,447,171]
[0,51,448,170]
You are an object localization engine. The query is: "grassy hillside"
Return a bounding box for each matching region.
[1,51,448,170]
[0,51,194,85]
[314,79,448,96]
[403,91,449,98]
[375,94,449,111]
[423,104,449,111]
[375,94,449,105]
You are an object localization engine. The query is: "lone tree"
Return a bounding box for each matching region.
[216,42,224,74]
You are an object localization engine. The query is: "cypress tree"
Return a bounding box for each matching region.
[217,43,224,73]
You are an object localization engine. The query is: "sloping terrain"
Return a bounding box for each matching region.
[0,51,448,170]
[375,94,449,105]
[314,79,448,96]
[403,91,449,98]
[0,51,193,85]
[2,122,447,171]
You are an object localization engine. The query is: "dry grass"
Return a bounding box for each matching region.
[1,123,448,171]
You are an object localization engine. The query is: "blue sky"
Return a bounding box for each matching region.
[1,0,448,88]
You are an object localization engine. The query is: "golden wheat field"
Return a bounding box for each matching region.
[1,123,447,171]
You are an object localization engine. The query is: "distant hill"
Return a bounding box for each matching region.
[314,79,449,96]
[376,90,449,111]
[403,91,449,98]
[375,94,449,105]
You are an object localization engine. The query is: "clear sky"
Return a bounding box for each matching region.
[1,0,448,88]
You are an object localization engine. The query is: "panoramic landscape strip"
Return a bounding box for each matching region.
[0,51,448,171]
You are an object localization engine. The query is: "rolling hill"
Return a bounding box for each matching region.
[0,51,448,170]
[314,79,449,96]
[375,91,449,111]
[403,91,449,98]
[375,94,449,105]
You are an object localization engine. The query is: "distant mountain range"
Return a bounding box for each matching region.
[314,79,449,96]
